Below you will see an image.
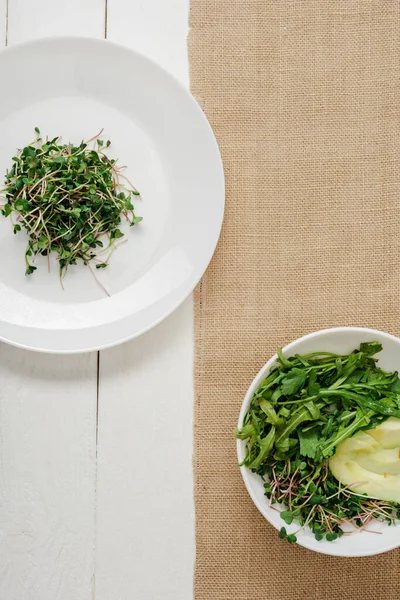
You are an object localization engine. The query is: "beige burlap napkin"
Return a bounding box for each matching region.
[189,1,400,598]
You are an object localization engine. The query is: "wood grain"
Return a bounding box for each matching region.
[0,348,97,600]
[7,0,105,44]
[96,8,193,597]
[106,0,189,81]
[96,301,195,600]
[0,0,5,45]
[0,1,194,598]
[0,2,104,599]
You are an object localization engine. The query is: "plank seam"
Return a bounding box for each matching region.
[93,351,100,599]
[4,0,8,46]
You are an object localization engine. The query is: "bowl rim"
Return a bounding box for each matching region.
[236,326,400,557]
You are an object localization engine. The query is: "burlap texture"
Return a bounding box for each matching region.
[189,1,400,599]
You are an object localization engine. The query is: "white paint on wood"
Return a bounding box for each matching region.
[7,0,106,44]
[0,2,104,599]
[96,4,194,597]
[0,0,5,45]
[96,300,195,600]
[0,348,98,600]
[1,1,194,598]
[106,0,189,84]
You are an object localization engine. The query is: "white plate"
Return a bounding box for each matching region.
[0,37,224,353]
[237,328,400,556]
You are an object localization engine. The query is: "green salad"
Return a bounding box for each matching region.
[236,342,400,543]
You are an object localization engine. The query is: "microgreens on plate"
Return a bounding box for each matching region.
[0,128,142,293]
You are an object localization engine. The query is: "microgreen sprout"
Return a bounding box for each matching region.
[0,128,143,293]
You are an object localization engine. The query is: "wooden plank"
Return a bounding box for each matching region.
[0,0,6,45]
[106,0,189,83]
[0,2,104,599]
[7,0,105,44]
[96,301,195,600]
[96,5,193,593]
[96,5,193,596]
[0,349,97,600]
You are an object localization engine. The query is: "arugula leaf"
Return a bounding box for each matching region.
[304,400,320,420]
[359,342,383,356]
[353,395,400,418]
[321,408,372,457]
[308,370,320,395]
[345,369,364,385]
[259,399,279,425]
[277,348,292,368]
[234,423,256,440]
[281,368,308,396]
[248,426,276,469]
[390,378,400,394]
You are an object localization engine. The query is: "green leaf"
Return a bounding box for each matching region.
[280,510,293,525]
[15,199,29,212]
[278,527,287,539]
[111,228,124,240]
[277,406,290,418]
[321,408,371,457]
[308,369,320,395]
[271,387,283,403]
[25,265,37,275]
[309,495,326,505]
[15,178,24,191]
[298,427,320,459]
[274,436,291,456]
[248,426,276,469]
[259,399,280,426]
[3,203,12,217]
[353,395,400,418]
[359,342,383,357]
[234,423,256,440]
[281,368,308,396]
[275,404,322,449]
[304,400,320,420]
[277,348,292,368]
[36,236,48,249]
[390,378,400,394]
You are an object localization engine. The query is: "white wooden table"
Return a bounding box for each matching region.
[0,2,194,598]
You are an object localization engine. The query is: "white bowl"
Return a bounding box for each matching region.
[237,327,400,557]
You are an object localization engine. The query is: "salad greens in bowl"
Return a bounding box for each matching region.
[236,327,400,556]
